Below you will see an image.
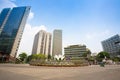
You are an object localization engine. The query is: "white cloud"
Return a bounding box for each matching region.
[86,33,95,39]
[39,25,47,31]
[83,30,111,53]
[17,24,47,56]
[85,30,111,40]
[10,0,16,2]
[0,0,17,11]
[101,30,110,35]
[28,11,34,20]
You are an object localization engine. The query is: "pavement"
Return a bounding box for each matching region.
[0,64,120,80]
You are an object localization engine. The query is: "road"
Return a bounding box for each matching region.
[0,64,120,80]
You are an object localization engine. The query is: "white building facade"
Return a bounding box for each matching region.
[32,30,52,56]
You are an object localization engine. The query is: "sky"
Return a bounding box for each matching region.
[0,0,120,56]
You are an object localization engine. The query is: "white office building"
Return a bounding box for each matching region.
[52,29,62,56]
[32,30,52,56]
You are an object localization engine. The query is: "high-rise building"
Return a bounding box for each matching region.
[32,30,52,56]
[64,45,87,59]
[0,8,11,34]
[101,34,120,57]
[52,29,62,56]
[0,6,30,60]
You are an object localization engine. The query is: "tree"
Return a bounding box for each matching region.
[97,51,110,58]
[112,57,120,62]
[31,54,38,60]
[96,51,110,62]
[18,52,27,63]
[26,55,33,63]
[37,54,46,60]
[82,49,91,58]
[48,54,51,60]
[29,54,46,60]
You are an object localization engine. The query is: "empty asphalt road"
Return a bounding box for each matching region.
[0,64,120,80]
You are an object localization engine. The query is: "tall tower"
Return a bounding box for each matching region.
[52,29,62,56]
[0,6,30,59]
[32,30,52,56]
[0,8,11,34]
[45,32,52,56]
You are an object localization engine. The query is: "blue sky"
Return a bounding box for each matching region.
[0,0,120,55]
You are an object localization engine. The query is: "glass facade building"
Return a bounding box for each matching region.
[101,34,120,57]
[0,6,30,59]
[0,8,11,34]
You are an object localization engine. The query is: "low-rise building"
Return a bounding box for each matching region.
[64,44,87,59]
